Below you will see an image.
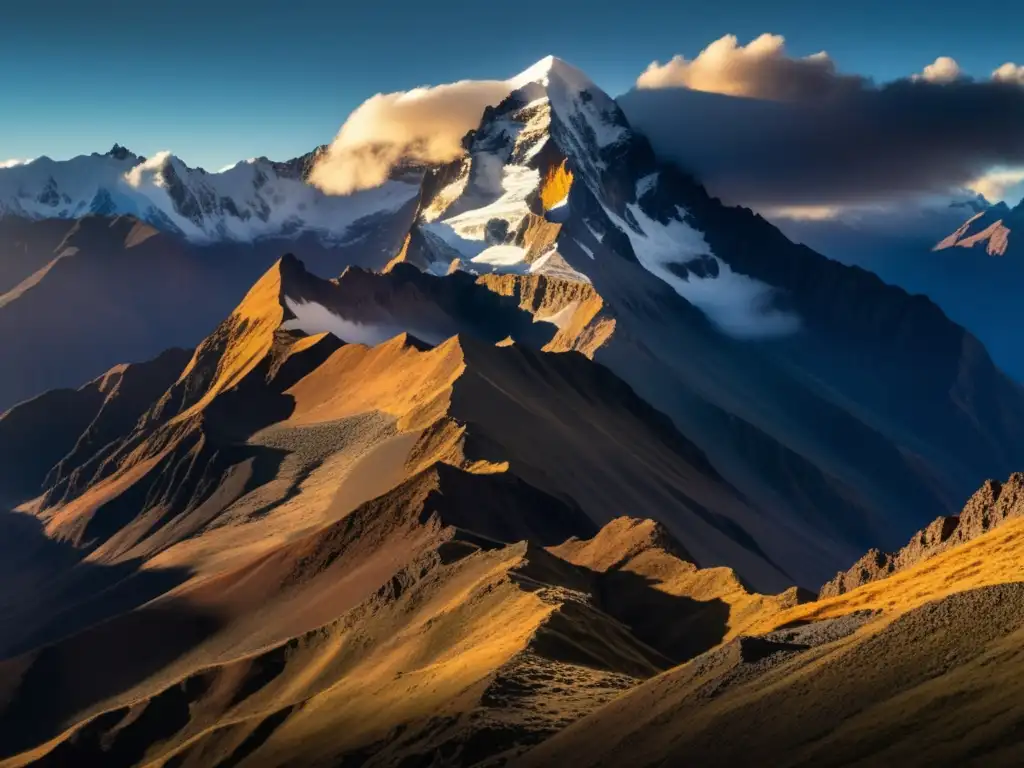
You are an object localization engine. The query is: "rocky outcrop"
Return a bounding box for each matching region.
[820,473,1024,597]
[475,272,614,356]
[935,200,1022,257]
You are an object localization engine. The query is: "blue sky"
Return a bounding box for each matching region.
[3,0,1024,170]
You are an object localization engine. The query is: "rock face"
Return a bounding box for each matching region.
[935,200,1023,257]
[820,473,1024,597]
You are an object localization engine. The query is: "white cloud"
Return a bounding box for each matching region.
[0,158,34,168]
[916,56,962,84]
[309,79,513,195]
[636,34,861,102]
[123,150,174,188]
[993,62,1024,85]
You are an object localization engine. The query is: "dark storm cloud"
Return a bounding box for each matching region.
[620,42,1024,208]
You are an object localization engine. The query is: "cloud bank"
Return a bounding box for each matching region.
[623,35,1024,209]
[310,80,512,195]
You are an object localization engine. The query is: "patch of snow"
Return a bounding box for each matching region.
[576,240,595,259]
[534,301,579,329]
[421,172,469,223]
[636,173,658,198]
[426,261,453,277]
[529,248,592,283]
[605,202,800,338]
[422,163,540,258]
[470,244,529,273]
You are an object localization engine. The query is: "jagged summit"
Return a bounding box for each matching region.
[935,200,1022,256]
[104,143,139,161]
[509,55,598,91]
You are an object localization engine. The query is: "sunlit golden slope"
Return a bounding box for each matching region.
[754,512,1024,632]
[516,496,1024,768]
[0,255,800,767]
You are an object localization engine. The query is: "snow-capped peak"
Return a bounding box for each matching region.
[509,55,596,92]
[401,56,801,337]
[506,55,629,156]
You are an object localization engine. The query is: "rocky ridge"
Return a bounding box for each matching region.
[820,472,1024,597]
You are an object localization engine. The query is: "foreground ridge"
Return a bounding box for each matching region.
[820,472,1024,597]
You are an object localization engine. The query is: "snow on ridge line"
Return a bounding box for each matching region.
[0,150,420,243]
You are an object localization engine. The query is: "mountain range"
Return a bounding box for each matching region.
[0,143,421,243]
[3,55,1024,766]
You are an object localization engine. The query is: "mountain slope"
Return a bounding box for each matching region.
[391,56,1024,588]
[770,196,1024,382]
[516,475,1024,768]
[0,202,418,410]
[1,255,792,589]
[6,54,1024,768]
[0,253,805,766]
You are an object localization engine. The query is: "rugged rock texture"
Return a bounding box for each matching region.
[8,56,1024,768]
[820,472,1024,597]
[0,255,809,764]
[935,200,1023,257]
[475,272,614,355]
[517,580,1024,768]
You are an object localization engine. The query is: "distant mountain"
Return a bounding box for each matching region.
[935,198,1024,255]
[771,191,994,268]
[0,144,420,242]
[772,196,1024,381]
[0,206,417,410]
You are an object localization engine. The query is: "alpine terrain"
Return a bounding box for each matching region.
[3,55,1024,767]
